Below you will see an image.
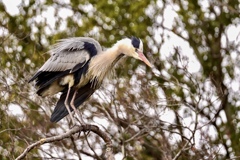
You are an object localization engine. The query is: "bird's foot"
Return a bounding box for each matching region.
[69,117,85,129]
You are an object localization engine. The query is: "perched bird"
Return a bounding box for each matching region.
[29,36,152,124]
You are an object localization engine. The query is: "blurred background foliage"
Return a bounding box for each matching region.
[0,0,240,159]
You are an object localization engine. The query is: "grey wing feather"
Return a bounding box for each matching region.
[38,37,102,72]
[51,37,102,55]
[39,50,90,72]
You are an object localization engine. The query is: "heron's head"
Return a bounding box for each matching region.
[117,37,152,68]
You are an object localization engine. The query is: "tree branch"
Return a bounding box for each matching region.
[172,141,190,160]
[16,125,115,160]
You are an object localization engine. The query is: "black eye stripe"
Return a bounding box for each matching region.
[131,36,140,48]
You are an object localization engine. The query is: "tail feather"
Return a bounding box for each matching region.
[50,82,96,122]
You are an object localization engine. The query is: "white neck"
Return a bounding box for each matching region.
[88,43,124,82]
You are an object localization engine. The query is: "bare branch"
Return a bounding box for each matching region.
[172,141,190,160]
[16,125,115,160]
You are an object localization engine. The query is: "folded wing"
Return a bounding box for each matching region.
[29,38,102,96]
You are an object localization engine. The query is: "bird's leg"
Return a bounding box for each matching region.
[64,86,76,126]
[70,90,85,125]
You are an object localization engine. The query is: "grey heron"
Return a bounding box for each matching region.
[29,36,152,124]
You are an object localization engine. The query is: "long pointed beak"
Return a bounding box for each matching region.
[137,50,153,68]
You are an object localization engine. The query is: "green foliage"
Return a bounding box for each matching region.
[0,0,240,159]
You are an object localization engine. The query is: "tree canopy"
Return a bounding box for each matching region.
[0,0,240,159]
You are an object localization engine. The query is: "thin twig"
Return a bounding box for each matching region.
[70,136,82,160]
[172,141,189,160]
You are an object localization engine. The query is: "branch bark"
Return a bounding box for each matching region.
[16,125,115,160]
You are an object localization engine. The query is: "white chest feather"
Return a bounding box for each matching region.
[85,47,121,85]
